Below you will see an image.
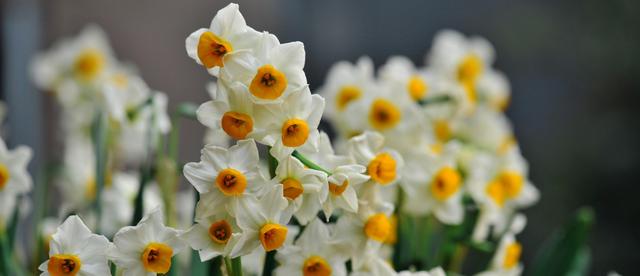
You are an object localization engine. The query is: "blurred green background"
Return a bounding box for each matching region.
[2,0,639,274]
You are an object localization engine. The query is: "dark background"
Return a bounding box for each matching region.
[2,0,639,275]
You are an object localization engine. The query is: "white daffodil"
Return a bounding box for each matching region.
[102,65,151,124]
[398,267,446,276]
[318,56,375,128]
[476,69,511,111]
[197,80,257,141]
[31,25,114,107]
[426,29,495,108]
[476,233,523,276]
[109,208,185,275]
[0,137,33,199]
[456,106,515,155]
[180,211,241,261]
[333,201,394,269]
[254,86,324,159]
[403,142,464,225]
[38,215,111,276]
[221,32,307,103]
[99,172,140,237]
[185,3,260,76]
[467,148,538,241]
[59,133,98,212]
[274,218,347,276]
[183,139,265,217]
[230,184,289,257]
[298,132,370,218]
[379,56,434,103]
[348,131,403,187]
[273,155,327,225]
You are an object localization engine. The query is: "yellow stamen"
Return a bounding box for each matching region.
[259,223,288,252]
[498,170,524,199]
[215,168,247,196]
[282,178,304,200]
[458,54,483,84]
[197,31,233,68]
[368,99,401,131]
[0,163,10,190]
[407,76,428,100]
[221,111,254,140]
[141,242,173,273]
[250,64,288,100]
[367,153,397,185]
[430,167,461,201]
[303,256,332,276]
[385,215,398,245]
[364,213,392,242]
[48,254,81,276]
[503,242,522,269]
[336,85,362,110]
[208,220,232,244]
[486,180,506,207]
[74,49,104,81]
[433,120,451,142]
[281,119,310,147]
[329,180,349,196]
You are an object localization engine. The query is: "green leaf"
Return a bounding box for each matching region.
[530,207,595,276]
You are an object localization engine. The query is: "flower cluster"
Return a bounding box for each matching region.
[13,3,546,276]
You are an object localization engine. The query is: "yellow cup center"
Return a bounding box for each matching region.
[328,180,349,196]
[250,64,288,100]
[259,223,288,252]
[282,178,304,200]
[364,213,392,242]
[48,254,81,276]
[221,111,254,140]
[503,242,522,269]
[208,220,233,244]
[197,31,233,68]
[0,163,10,190]
[430,167,461,201]
[407,76,428,100]
[368,98,401,131]
[498,170,524,199]
[336,85,362,110]
[74,49,104,81]
[367,153,397,185]
[215,168,247,196]
[141,242,173,273]
[303,255,332,276]
[281,118,310,147]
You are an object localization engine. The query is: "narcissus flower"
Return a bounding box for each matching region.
[477,233,523,276]
[0,137,33,198]
[273,155,328,225]
[185,3,260,76]
[109,208,184,275]
[319,57,375,124]
[254,86,324,159]
[222,32,307,103]
[348,131,403,187]
[403,142,464,225]
[38,215,111,276]
[183,139,266,217]
[231,184,289,257]
[297,132,370,218]
[274,218,347,276]
[179,212,240,261]
[379,56,434,102]
[197,81,257,141]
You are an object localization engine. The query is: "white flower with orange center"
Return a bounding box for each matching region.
[197,80,257,141]
[102,65,151,124]
[476,69,511,112]
[275,218,347,276]
[230,184,289,257]
[456,107,516,155]
[297,132,370,218]
[318,57,375,130]
[38,215,111,276]
[0,138,33,231]
[31,25,114,107]
[403,142,464,225]
[333,201,394,269]
[179,212,240,261]
[183,139,265,217]
[221,32,307,103]
[273,155,328,225]
[426,29,495,107]
[254,86,324,159]
[379,56,434,102]
[109,208,184,275]
[348,131,403,187]
[185,3,260,76]
[477,234,524,276]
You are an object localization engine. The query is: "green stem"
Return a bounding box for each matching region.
[231,257,243,276]
[224,256,233,276]
[448,244,469,272]
[91,111,109,234]
[291,151,331,175]
[417,95,452,106]
[262,251,276,276]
